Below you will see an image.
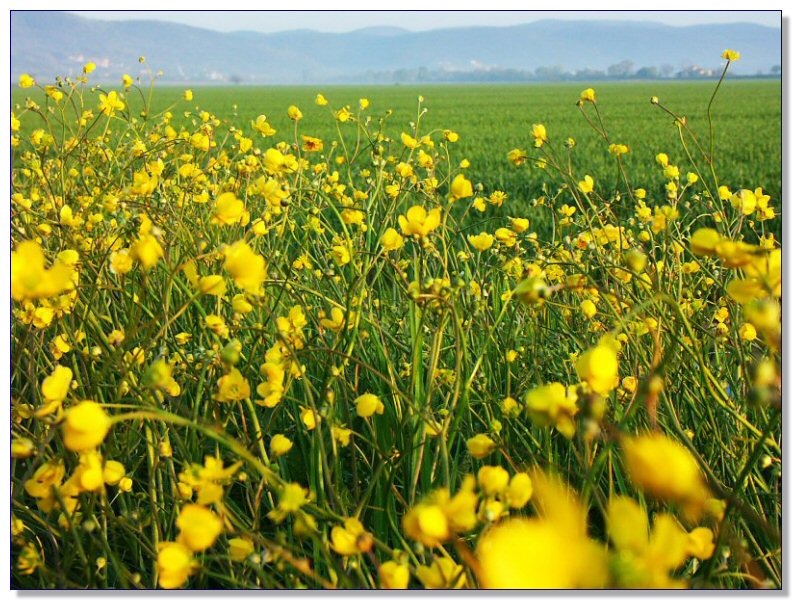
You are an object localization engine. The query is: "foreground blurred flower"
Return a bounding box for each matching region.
[476,470,608,588]
[622,433,711,513]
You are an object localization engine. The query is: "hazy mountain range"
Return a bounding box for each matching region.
[11,11,781,84]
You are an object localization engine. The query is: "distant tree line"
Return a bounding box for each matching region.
[337,61,781,84]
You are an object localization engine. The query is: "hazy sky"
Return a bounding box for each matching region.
[68,10,780,33]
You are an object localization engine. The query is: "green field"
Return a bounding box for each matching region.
[12,72,782,589]
[15,80,782,219]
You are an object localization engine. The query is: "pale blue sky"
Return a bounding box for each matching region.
[68,10,780,33]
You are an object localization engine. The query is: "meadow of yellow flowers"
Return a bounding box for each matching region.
[11,50,781,589]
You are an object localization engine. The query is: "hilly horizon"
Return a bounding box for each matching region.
[11,11,781,84]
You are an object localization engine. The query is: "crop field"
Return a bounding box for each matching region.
[11,55,782,590]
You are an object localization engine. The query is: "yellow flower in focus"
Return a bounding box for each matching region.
[466,433,497,459]
[722,49,741,61]
[177,504,223,552]
[157,542,195,589]
[450,174,474,200]
[63,401,111,452]
[468,232,494,251]
[398,205,442,238]
[381,227,405,251]
[98,91,125,116]
[216,368,251,403]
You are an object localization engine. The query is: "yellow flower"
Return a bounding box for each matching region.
[730,189,757,215]
[690,228,721,256]
[575,343,619,395]
[301,407,318,430]
[331,517,370,555]
[450,174,474,200]
[24,460,65,500]
[401,132,421,149]
[379,561,410,589]
[476,471,608,588]
[580,299,597,319]
[381,227,405,251]
[287,105,303,120]
[578,175,594,194]
[478,465,510,496]
[508,148,528,165]
[398,205,442,238]
[403,504,450,547]
[216,368,251,403]
[103,461,126,485]
[183,89,193,101]
[315,93,328,106]
[607,495,692,587]
[580,88,596,103]
[228,537,255,561]
[98,91,125,116]
[525,382,579,439]
[531,123,548,147]
[257,362,285,408]
[157,542,195,589]
[468,232,494,251]
[38,365,73,417]
[722,49,741,61]
[131,235,164,270]
[355,393,384,418]
[507,473,533,508]
[302,135,323,152]
[12,437,35,459]
[12,240,76,302]
[687,527,716,560]
[417,556,467,589]
[270,434,294,457]
[268,482,309,522]
[622,433,710,510]
[466,433,497,459]
[63,401,111,452]
[197,275,227,296]
[177,504,223,552]
[213,192,246,226]
[223,240,267,295]
[19,73,36,88]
